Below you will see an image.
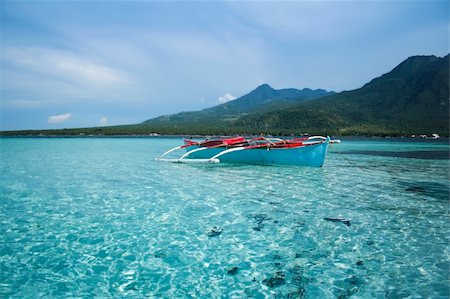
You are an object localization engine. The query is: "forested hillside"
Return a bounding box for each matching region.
[1,55,448,136]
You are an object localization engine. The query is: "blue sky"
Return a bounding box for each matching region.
[1,1,448,130]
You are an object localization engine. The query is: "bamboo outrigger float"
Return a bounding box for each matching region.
[156,136,340,167]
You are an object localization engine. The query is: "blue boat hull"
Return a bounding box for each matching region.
[185,139,329,167]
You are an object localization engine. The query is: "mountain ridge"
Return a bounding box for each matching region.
[143,84,334,124]
[1,54,448,136]
[141,54,449,136]
[235,54,449,135]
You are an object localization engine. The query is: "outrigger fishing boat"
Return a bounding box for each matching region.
[156,136,340,167]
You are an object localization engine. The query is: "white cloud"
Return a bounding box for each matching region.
[2,46,132,104]
[1,26,269,113]
[47,113,72,124]
[4,47,128,83]
[100,117,108,126]
[56,60,126,85]
[218,93,237,103]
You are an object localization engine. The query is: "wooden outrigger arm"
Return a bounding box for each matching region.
[156,146,246,164]
[178,147,208,161]
[155,135,340,166]
[155,145,184,160]
[155,135,339,164]
[208,146,246,163]
[156,146,209,163]
[308,136,340,144]
[308,136,327,141]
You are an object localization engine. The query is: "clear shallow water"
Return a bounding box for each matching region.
[0,137,449,298]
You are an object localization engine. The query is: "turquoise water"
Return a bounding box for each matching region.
[0,137,449,298]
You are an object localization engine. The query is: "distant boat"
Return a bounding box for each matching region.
[156,136,340,167]
[412,133,440,139]
[431,133,440,140]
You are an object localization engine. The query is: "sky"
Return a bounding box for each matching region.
[0,0,448,130]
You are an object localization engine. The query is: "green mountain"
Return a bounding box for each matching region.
[141,54,449,136]
[142,84,334,129]
[200,84,333,114]
[1,54,448,137]
[236,54,449,136]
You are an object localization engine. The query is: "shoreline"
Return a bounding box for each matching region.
[0,134,448,143]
